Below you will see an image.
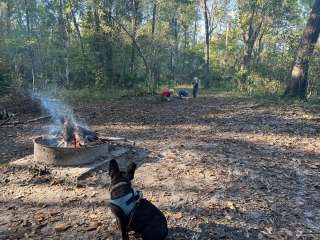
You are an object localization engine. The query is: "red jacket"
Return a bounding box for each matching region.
[161,89,170,97]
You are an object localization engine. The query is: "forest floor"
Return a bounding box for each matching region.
[0,92,320,239]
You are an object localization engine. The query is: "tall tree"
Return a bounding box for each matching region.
[238,0,297,66]
[201,0,229,89]
[58,0,70,88]
[240,2,263,69]
[6,0,11,35]
[150,1,158,91]
[203,0,210,89]
[130,0,140,73]
[24,0,37,91]
[284,0,320,99]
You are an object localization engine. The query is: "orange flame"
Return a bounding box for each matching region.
[73,132,81,148]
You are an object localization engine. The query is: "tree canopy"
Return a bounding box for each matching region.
[0,0,319,98]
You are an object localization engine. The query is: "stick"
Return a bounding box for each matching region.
[4,115,51,126]
[25,115,51,123]
[0,116,12,127]
[100,137,127,142]
[99,137,135,146]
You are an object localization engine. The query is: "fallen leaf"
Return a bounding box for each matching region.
[34,211,48,222]
[50,210,60,216]
[225,201,236,210]
[265,227,273,234]
[54,223,71,232]
[171,212,182,220]
[85,222,100,231]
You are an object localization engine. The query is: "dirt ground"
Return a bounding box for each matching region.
[1,92,320,239]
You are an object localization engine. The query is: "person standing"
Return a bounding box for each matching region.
[192,77,199,98]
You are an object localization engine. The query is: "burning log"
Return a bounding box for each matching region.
[78,126,98,142]
[60,116,99,148]
[63,116,76,147]
[74,132,81,148]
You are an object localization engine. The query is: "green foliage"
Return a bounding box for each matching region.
[0,0,319,98]
[55,84,152,104]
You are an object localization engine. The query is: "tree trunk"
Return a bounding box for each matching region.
[58,0,70,88]
[151,3,157,38]
[203,0,210,89]
[170,46,174,87]
[6,0,12,35]
[284,0,320,99]
[151,3,157,92]
[170,16,178,87]
[225,21,230,49]
[109,15,149,76]
[24,0,36,92]
[69,0,88,85]
[104,0,114,87]
[224,21,230,65]
[130,0,139,74]
[193,6,198,44]
[69,0,85,57]
[92,0,104,87]
[255,29,265,63]
[182,25,188,72]
[241,3,263,70]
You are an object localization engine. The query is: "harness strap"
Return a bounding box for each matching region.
[126,189,140,205]
[126,191,143,231]
[109,181,129,192]
[126,199,140,231]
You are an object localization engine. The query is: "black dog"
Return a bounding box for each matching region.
[108,159,168,240]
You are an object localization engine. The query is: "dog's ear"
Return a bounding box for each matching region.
[127,162,137,180]
[109,159,120,177]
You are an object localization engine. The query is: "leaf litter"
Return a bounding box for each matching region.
[0,93,320,239]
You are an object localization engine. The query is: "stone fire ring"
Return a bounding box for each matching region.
[33,136,109,166]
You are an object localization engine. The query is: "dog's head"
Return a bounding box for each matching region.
[108,159,136,199]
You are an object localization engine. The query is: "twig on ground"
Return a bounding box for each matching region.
[3,115,51,126]
[0,116,12,127]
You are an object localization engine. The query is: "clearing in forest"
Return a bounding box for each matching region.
[0,92,319,239]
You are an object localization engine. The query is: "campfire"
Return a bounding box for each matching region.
[33,116,109,166]
[57,116,99,148]
[28,95,115,166]
[31,94,103,149]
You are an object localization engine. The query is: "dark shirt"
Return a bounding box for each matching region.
[193,82,199,90]
[179,89,189,97]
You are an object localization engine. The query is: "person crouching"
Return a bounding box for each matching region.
[178,89,189,99]
[160,88,174,101]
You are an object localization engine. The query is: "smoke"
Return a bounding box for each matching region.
[38,95,74,124]
[32,93,88,136]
